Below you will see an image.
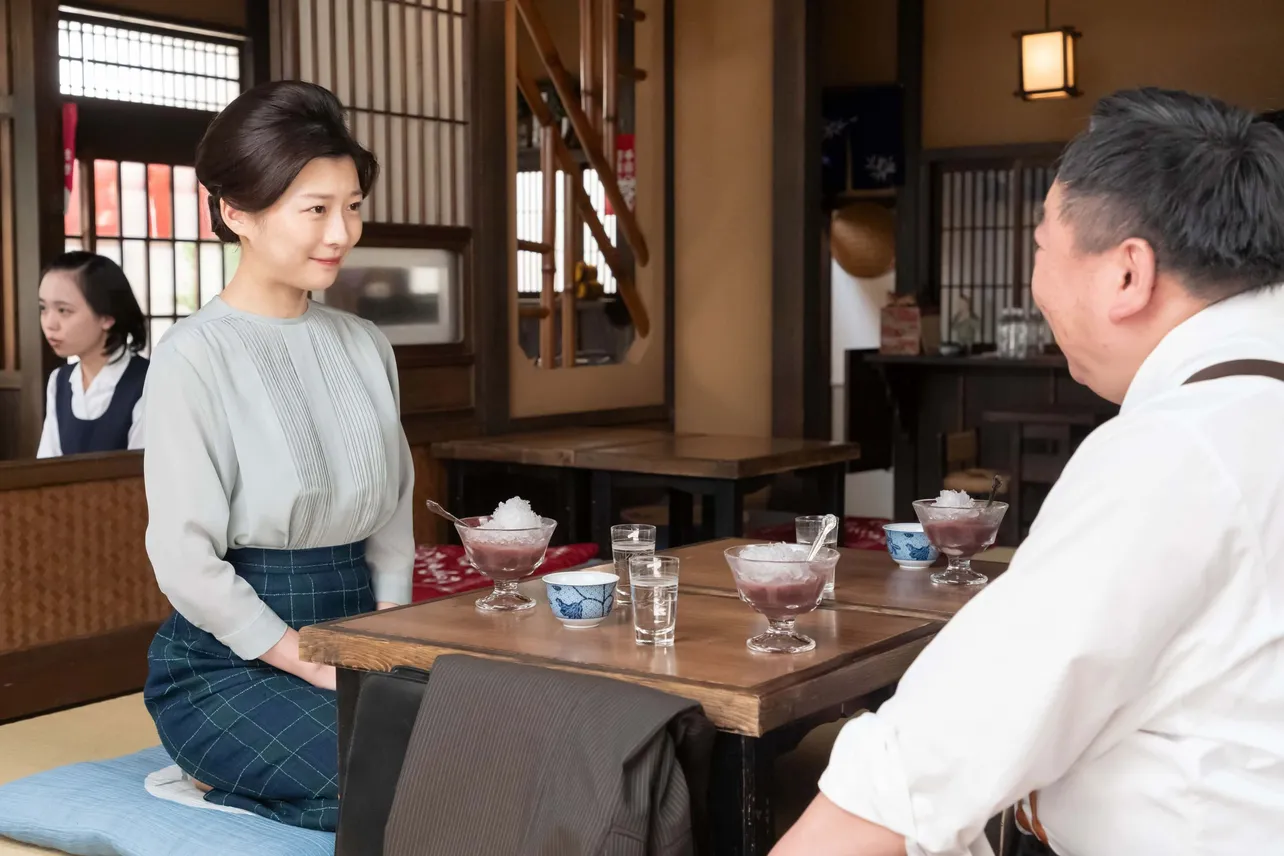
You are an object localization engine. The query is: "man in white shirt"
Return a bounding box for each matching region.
[773,88,1284,856]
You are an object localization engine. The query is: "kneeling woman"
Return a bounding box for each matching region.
[36,252,147,457]
[142,81,413,830]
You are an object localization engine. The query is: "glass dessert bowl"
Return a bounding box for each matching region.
[724,543,839,654]
[912,493,1007,586]
[455,498,558,612]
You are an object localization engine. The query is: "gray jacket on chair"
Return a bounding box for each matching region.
[383,654,714,856]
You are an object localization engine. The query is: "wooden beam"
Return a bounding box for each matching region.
[580,0,598,130]
[771,0,825,439]
[897,0,925,298]
[471,0,513,433]
[561,171,578,368]
[514,0,650,267]
[517,68,650,338]
[518,238,553,254]
[539,123,557,369]
[601,0,618,168]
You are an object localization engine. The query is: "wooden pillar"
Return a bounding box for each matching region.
[896,0,925,298]
[770,0,824,440]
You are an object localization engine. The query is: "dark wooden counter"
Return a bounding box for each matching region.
[846,350,1117,529]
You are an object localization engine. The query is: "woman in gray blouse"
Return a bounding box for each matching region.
[141,81,414,831]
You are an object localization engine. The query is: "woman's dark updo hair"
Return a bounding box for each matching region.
[43,251,146,359]
[195,81,379,244]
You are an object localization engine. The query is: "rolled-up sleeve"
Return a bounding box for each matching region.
[818,415,1237,856]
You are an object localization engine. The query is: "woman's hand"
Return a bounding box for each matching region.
[259,627,337,691]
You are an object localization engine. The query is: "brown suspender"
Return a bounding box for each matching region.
[1184,359,1284,385]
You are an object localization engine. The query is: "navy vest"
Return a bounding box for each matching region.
[55,354,149,455]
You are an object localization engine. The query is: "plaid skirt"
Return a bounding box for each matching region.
[144,543,374,831]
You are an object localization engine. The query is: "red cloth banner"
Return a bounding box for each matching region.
[605,133,636,216]
[62,103,77,216]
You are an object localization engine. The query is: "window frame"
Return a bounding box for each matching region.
[923,143,1063,346]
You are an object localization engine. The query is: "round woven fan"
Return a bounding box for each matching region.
[831,202,896,278]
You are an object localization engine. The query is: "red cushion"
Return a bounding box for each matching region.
[411,543,602,603]
[745,516,889,552]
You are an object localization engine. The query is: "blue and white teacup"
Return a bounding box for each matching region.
[544,570,618,628]
[883,522,939,569]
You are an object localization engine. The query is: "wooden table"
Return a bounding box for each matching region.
[302,580,933,855]
[432,428,862,552]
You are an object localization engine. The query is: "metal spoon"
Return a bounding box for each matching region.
[425,499,474,529]
[806,513,839,561]
[984,475,1002,508]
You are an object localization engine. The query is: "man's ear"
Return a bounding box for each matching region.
[1106,237,1158,324]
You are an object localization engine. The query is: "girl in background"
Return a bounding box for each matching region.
[36,251,147,458]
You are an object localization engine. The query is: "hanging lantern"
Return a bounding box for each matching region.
[1015,1,1081,101]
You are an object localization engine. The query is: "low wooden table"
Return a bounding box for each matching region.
[302,579,933,855]
[432,428,862,552]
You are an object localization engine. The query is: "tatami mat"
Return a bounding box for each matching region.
[0,694,157,856]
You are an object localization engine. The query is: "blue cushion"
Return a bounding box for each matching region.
[0,746,335,856]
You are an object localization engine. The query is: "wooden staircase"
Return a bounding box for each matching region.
[514,0,651,369]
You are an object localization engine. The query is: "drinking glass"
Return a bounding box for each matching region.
[455,516,558,611]
[611,523,657,605]
[911,499,1007,586]
[795,515,839,599]
[629,555,679,647]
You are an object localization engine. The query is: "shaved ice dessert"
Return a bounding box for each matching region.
[455,496,558,612]
[732,543,829,619]
[461,497,554,579]
[723,542,840,654]
[912,494,1007,587]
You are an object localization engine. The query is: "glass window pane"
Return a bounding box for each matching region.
[96,237,121,264]
[174,166,198,240]
[64,237,82,253]
[93,159,119,237]
[121,239,148,313]
[200,242,223,305]
[120,161,147,238]
[149,241,175,316]
[57,14,240,111]
[147,164,172,238]
[147,317,172,357]
[176,241,198,314]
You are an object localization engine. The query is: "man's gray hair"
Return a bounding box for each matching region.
[1056,87,1284,300]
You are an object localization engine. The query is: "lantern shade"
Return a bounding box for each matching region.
[1016,27,1081,100]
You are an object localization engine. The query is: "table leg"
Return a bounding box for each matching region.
[712,481,745,539]
[668,488,694,548]
[336,667,362,791]
[710,732,776,855]
[591,470,615,555]
[556,468,589,545]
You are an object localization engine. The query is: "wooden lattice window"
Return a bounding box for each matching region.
[289,0,469,228]
[58,7,246,352]
[929,153,1057,344]
[58,7,242,111]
